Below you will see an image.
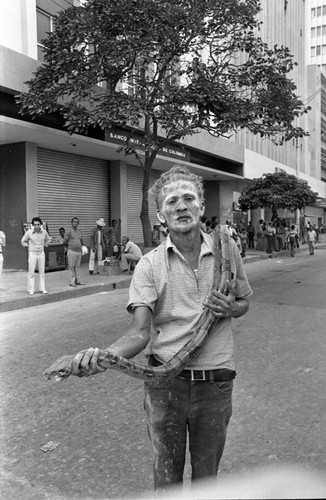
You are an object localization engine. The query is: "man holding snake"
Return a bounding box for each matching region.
[69,165,252,492]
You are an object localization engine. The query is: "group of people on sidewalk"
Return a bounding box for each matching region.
[2,210,321,296]
[18,216,143,294]
[199,216,320,260]
[256,219,318,258]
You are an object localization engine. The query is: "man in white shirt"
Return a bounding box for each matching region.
[21,217,50,295]
[307,226,317,255]
[266,221,276,256]
[120,236,143,272]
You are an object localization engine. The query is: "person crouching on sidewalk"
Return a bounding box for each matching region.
[21,217,50,295]
[120,236,143,273]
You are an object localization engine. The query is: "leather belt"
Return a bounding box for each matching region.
[150,356,236,382]
[179,368,236,382]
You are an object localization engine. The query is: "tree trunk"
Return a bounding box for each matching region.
[271,206,279,221]
[140,155,155,247]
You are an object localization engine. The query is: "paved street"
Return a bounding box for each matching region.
[0,250,326,499]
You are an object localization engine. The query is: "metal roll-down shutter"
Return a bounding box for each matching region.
[37,148,110,246]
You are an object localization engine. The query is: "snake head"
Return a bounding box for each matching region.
[44,355,74,382]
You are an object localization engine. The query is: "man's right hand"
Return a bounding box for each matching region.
[72,348,107,377]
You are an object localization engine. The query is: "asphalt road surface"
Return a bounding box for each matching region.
[0,250,325,499]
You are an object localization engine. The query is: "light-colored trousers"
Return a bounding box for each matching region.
[89,245,103,273]
[28,251,45,293]
[120,252,140,271]
[0,254,3,275]
[67,249,81,285]
[308,240,315,254]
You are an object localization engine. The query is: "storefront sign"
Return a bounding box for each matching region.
[106,128,190,161]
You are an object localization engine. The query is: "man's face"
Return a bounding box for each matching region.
[33,221,41,232]
[72,219,79,229]
[59,229,65,238]
[122,237,128,245]
[159,180,204,234]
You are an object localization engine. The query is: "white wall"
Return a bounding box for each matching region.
[244,148,326,198]
[0,0,37,59]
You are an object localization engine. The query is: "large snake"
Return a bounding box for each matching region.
[44,224,231,386]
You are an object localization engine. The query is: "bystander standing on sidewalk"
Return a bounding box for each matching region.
[63,217,86,287]
[247,221,255,249]
[287,225,300,257]
[89,218,106,275]
[0,228,6,288]
[307,226,317,255]
[239,228,248,258]
[21,217,50,295]
[266,222,276,257]
[313,224,320,242]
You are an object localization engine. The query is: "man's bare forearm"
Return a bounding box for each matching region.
[106,306,152,359]
[106,329,150,359]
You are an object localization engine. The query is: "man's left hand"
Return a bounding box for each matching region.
[203,280,240,318]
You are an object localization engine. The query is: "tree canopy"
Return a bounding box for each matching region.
[238,171,318,220]
[17,0,310,244]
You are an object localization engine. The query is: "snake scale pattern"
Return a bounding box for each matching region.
[44,224,231,386]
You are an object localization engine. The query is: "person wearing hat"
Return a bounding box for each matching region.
[89,218,106,275]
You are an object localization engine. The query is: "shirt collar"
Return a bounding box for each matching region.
[164,230,213,269]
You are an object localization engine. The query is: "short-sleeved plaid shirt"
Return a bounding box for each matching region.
[127,231,252,370]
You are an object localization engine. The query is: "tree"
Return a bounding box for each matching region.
[17,0,310,245]
[238,171,318,220]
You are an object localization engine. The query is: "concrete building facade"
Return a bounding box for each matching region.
[1,0,325,269]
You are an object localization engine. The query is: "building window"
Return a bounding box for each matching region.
[323,25,326,36]
[317,6,322,17]
[312,27,316,38]
[311,8,316,18]
[323,45,326,56]
[311,46,316,57]
[37,9,55,62]
[317,26,322,37]
[317,45,322,56]
[323,5,326,15]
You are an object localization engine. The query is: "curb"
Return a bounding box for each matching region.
[243,243,326,265]
[0,278,132,313]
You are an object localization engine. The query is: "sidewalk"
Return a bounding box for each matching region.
[1,240,325,313]
[0,264,133,313]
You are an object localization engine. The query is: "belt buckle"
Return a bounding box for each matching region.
[191,369,206,381]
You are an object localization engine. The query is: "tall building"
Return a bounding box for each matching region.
[1,0,325,269]
[307,0,326,71]
[306,0,326,186]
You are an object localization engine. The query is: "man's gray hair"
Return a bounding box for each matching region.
[148,165,204,209]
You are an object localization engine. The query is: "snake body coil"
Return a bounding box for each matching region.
[44,225,231,386]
